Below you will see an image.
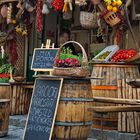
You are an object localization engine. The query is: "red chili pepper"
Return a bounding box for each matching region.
[52,0,64,11]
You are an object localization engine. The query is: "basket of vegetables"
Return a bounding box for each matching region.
[52,41,89,77]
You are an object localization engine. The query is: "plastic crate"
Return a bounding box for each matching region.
[92,45,119,62]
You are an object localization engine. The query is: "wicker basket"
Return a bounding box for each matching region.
[52,41,89,77]
[13,76,26,82]
[80,11,98,29]
[103,11,121,26]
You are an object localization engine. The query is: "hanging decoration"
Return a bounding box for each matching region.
[75,0,86,6]
[8,38,18,66]
[25,1,34,13]
[15,24,28,36]
[91,0,124,26]
[105,0,122,13]
[47,0,53,8]
[52,0,64,11]
[42,0,50,14]
[63,10,72,20]
[16,0,25,19]
[7,3,12,24]
[36,0,43,32]
[63,0,72,13]
[0,4,8,18]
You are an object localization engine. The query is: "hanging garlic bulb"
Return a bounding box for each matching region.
[7,3,12,24]
[42,3,50,14]
[1,46,4,59]
[42,0,49,14]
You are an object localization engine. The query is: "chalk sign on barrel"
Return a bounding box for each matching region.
[31,48,58,71]
[23,78,63,140]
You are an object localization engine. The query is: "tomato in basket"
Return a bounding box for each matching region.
[111,49,137,62]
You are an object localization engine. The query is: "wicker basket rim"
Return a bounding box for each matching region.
[53,66,88,69]
[55,41,88,65]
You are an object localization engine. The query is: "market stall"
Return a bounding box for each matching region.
[0,0,140,139]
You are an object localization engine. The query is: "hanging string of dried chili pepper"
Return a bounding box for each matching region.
[52,0,64,11]
[36,0,43,32]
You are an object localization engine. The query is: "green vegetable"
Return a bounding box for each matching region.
[59,47,83,65]
[0,64,13,74]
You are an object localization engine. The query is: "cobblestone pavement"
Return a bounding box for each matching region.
[0,126,24,140]
[0,115,136,140]
[0,126,96,140]
[0,126,94,140]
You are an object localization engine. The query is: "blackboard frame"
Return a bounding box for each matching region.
[31,48,58,71]
[22,78,63,140]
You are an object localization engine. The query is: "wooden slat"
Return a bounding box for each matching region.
[93,117,117,122]
[93,97,140,105]
[88,106,140,113]
[92,125,117,130]
[118,79,122,132]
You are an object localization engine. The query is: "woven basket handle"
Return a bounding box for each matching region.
[56,41,88,66]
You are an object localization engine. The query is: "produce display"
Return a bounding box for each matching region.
[105,0,122,13]
[0,51,14,83]
[54,48,82,67]
[96,51,111,60]
[0,63,13,83]
[111,49,137,62]
[93,45,119,62]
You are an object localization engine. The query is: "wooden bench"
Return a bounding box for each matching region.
[89,97,140,140]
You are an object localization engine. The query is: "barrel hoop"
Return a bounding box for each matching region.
[93,64,137,68]
[55,121,92,126]
[92,86,117,90]
[60,97,93,102]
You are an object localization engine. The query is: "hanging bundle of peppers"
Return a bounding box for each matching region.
[36,0,43,32]
[52,0,64,11]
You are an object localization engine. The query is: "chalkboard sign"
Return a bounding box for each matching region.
[23,78,63,140]
[31,48,58,71]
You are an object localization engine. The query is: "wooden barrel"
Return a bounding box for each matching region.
[53,79,93,140]
[91,63,139,130]
[0,84,10,99]
[0,99,10,137]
